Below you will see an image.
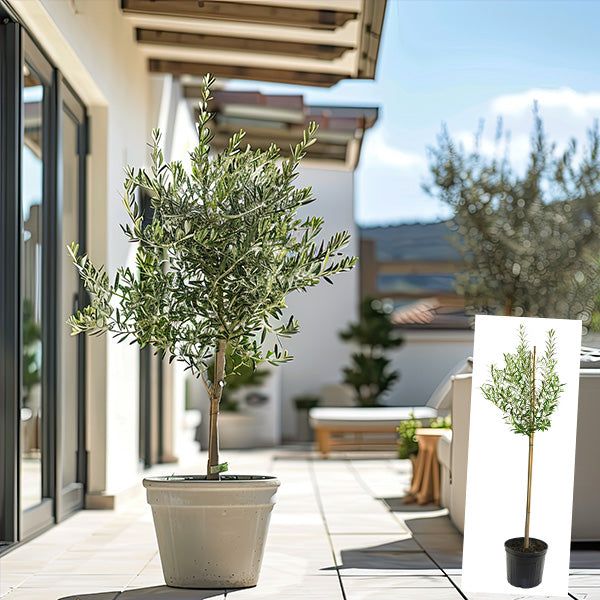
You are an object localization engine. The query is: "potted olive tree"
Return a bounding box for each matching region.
[481,324,564,589]
[67,74,356,589]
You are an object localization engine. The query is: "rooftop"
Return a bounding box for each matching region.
[361,221,462,264]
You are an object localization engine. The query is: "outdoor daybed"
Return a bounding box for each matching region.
[309,358,471,456]
[309,406,437,456]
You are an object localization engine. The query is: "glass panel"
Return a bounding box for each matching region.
[21,64,44,511]
[60,111,80,488]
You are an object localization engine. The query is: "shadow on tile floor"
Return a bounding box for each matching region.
[323,538,442,572]
[380,496,443,512]
[60,585,244,599]
[570,543,600,569]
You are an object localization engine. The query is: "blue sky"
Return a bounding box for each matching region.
[228,0,600,226]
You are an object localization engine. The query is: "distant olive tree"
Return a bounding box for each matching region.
[425,108,600,322]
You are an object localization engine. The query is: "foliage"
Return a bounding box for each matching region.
[481,324,564,436]
[397,412,421,459]
[293,395,320,411]
[430,415,452,430]
[590,304,600,333]
[425,107,600,322]
[209,347,270,412]
[397,413,451,460]
[340,298,403,406]
[23,298,41,397]
[67,74,356,476]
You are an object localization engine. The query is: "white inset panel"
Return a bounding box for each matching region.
[462,315,581,598]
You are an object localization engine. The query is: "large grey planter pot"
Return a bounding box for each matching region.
[143,475,280,588]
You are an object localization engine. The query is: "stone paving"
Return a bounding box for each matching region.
[0,449,598,599]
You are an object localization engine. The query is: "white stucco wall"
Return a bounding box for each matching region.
[280,165,358,440]
[383,330,474,407]
[12,0,165,497]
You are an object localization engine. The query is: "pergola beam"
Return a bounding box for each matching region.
[136,28,351,60]
[210,134,348,162]
[149,59,344,87]
[122,0,358,31]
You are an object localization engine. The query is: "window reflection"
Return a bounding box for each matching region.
[21,64,44,511]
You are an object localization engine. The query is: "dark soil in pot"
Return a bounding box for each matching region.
[505,537,548,589]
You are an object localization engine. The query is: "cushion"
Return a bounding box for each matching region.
[309,406,437,428]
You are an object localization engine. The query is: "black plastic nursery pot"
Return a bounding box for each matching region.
[504,537,548,589]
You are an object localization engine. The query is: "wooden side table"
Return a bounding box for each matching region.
[406,428,443,505]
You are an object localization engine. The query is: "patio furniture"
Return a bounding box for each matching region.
[310,406,437,456]
[438,368,600,541]
[309,359,471,457]
[406,428,444,505]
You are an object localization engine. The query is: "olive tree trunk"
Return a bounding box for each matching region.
[206,340,226,480]
[524,346,536,549]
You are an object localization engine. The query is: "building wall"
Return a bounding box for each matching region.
[12,0,165,499]
[280,165,358,440]
[384,330,474,407]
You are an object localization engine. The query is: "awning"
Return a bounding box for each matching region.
[121,0,386,87]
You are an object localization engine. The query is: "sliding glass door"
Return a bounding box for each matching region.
[0,18,88,545]
[20,33,55,539]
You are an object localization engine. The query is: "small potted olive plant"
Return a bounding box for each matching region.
[481,324,564,589]
[67,74,356,589]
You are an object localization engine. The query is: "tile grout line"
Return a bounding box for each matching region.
[403,532,469,600]
[120,545,160,594]
[308,459,348,600]
[348,459,470,600]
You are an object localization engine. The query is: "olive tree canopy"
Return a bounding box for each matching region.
[425,109,600,322]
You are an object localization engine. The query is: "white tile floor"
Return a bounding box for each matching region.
[0,448,598,599]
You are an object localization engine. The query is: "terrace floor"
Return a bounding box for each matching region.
[1,448,598,600]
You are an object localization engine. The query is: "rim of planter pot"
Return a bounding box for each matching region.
[504,537,548,557]
[143,475,280,488]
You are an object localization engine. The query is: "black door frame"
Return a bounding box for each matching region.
[0,18,23,546]
[0,13,88,546]
[23,25,60,541]
[55,77,88,522]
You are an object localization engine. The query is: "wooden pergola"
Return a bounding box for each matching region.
[190,89,378,169]
[121,0,386,87]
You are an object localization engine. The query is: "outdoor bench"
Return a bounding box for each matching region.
[309,406,437,456]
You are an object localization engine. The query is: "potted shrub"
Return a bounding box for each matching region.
[293,394,320,441]
[339,297,403,406]
[397,411,421,461]
[481,324,564,589]
[67,74,356,589]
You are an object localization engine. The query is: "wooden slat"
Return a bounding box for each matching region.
[148,59,344,87]
[377,260,464,275]
[122,0,358,31]
[209,134,348,161]
[136,28,350,60]
[371,291,465,306]
[357,0,386,78]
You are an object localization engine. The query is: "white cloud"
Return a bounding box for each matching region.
[449,87,600,171]
[491,87,600,118]
[454,130,532,164]
[362,127,426,170]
